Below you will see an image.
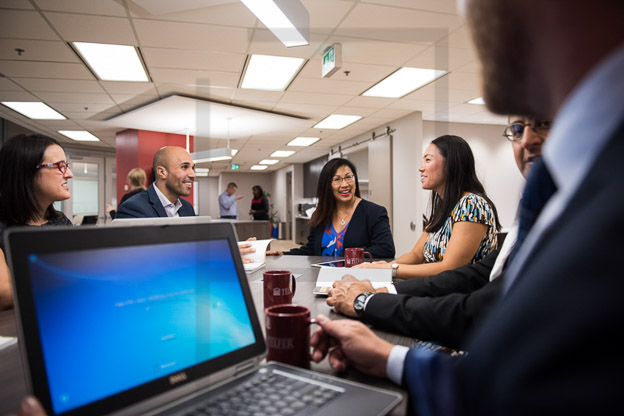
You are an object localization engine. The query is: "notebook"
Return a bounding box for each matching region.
[5,222,402,415]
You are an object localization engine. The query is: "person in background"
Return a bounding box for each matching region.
[119,167,147,207]
[326,117,549,348]
[358,134,500,279]
[116,146,196,218]
[269,158,395,258]
[249,185,269,220]
[218,182,243,219]
[0,134,74,310]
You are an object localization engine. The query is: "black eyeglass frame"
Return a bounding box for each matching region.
[503,119,551,142]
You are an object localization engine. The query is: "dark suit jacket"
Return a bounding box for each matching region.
[115,184,195,218]
[405,122,624,415]
[362,250,501,349]
[284,199,395,258]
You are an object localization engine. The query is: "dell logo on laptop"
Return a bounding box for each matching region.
[169,372,188,385]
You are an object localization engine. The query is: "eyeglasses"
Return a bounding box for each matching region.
[503,119,551,141]
[331,174,356,186]
[36,161,70,174]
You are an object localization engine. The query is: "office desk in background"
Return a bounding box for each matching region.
[0,256,413,415]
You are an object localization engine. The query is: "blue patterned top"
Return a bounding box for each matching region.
[423,193,498,263]
[321,221,350,256]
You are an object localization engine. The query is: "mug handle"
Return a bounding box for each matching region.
[364,251,373,263]
[307,319,321,361]
[290,274,297,297]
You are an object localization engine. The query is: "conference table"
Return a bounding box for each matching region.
[0,255,417,415]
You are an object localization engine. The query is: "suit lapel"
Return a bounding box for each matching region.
[147,185,168,217]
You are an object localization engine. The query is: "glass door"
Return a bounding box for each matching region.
[63,156,105,225]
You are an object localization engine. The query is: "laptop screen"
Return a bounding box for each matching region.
[7,222,265,416]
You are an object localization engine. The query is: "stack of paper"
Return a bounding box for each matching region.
[239,239,273,273]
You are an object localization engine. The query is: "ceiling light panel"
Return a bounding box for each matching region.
[2,102,66,120]
[58,130,101,142]
[314,115,361,129]
[362,67,447,98]
[241,54,305,91]
[467,97,485,105]
[270,150,295,157]
[251,165,268,170]
[73,42,149,82]
[260,159,279,165]
[287,137,319,146]
[241,0,310,47]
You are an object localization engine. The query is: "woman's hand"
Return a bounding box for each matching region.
[353,260,390,269]
[266,250,283,256]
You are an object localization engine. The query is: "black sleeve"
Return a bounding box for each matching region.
[363,277,504,349]
[255,197,269,216]
[394,249,500,297]
[363,204,395,258]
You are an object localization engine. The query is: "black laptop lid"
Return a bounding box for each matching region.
[6,222,265,416]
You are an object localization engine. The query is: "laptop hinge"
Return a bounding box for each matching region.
[235,360,256,376]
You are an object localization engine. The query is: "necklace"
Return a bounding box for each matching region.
[338,199,356,226]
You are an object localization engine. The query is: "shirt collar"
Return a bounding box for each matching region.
[153,183,182,216]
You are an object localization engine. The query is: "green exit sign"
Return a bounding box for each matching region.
[230,164,240,170]
[322,43,342,78]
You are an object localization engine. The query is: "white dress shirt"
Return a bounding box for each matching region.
[153,184,183,218]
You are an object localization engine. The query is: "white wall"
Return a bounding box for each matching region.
[423,121,524,229]
[272,163,304,237]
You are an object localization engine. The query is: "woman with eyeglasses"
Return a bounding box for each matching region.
[0,134,74,309]
[357,135,500,279]
[269,158,395,258]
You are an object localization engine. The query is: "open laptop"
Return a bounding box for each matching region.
[6,222,402,416]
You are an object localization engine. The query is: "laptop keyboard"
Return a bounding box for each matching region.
[180,369,344,416]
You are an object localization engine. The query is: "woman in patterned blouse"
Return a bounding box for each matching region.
[358,135,500,279]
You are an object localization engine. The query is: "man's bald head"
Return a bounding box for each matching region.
[152,146,196,202]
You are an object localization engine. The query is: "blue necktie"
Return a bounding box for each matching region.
[507,157,557,264]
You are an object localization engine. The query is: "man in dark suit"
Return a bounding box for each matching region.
[311,0,624,414]
[116,146,196,218]
[326,116,548,349]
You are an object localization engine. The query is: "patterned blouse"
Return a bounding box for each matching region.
[423,193,498,264]
[321,221,350,256]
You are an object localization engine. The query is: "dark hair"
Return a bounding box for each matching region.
[0,134,64,225]
[425,135,500,233]
[227,182,238,189]
[310,158,360,228]
[252,185,264,197]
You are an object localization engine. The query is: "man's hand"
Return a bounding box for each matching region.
[266,250,283,256]
[310,314,393,378]
[326,275,376,317]
[235,195,244,200]
[8,397,47,416]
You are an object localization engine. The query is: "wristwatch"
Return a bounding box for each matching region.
[353,292,374,317]
[391,263,399,279]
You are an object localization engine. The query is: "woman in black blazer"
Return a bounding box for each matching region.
[270,158,395,259]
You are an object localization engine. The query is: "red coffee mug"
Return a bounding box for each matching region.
[263,270,296,308]
[345,247,373,267]
[265,305,318,369]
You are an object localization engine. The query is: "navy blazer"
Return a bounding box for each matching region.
[116,184,195,218]
[285,199,395,258]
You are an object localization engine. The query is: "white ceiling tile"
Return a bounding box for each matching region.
[133,19,250,52]
[362,0,458,15]
[129,1,256,27]
[344,95,396,108]
[13,78,105,93]
[0,10,59,40]
[302,0,355,35]
[232,89,284,102]
[100,81,157,95]
[0,77,25,91]
[279,91,352,106]
[44,12,138,44]
[36,92,115,104]
[288,77,370,95]
[0,0,35,9]
[142,48,247,72]
[0,39,78,62]
[271,102,338,118]
[299,59,397,83]
[149,68,240,88]
[0,61,94,79]
[34,0,127,16]
[0,90,39,101]
[247,30,325,59]
[404,45,477,72]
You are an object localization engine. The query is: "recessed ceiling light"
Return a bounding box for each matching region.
[72,42,149,82]
[195,168,210,173]
[467,97,485,105]
[314,115,361,129]
[287,137,319,146]
[58,130,100,142]
[362,67,447,98]
[251,165,268,170]
[270,150,295,158]
[240,0,309,47]
[260,159,279,165]
[195,172,209,177]
[2,102,65,120]
[231,149,238,156]
[192,148,232,163]
[241,54,305,91]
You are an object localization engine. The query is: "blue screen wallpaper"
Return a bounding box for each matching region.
[27,239,255,414]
